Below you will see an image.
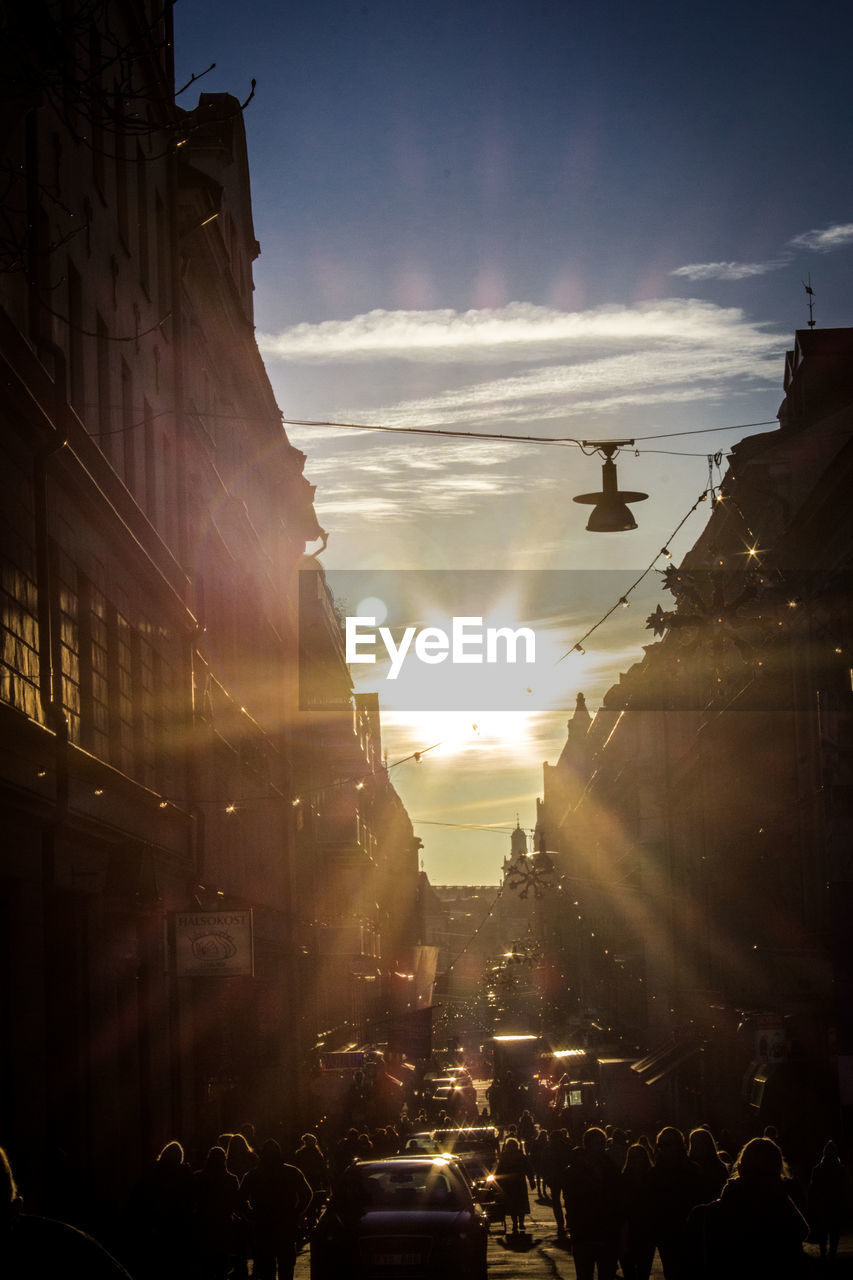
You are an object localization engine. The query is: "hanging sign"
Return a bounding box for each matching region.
[173,909,254,977]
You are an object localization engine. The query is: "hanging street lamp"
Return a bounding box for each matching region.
[573,440,649,532]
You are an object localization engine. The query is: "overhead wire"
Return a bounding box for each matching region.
[282,415,778,452]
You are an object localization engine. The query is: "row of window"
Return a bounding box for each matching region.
[53,541,180,792]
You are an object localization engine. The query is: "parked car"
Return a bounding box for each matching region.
[310,1155,489,1280]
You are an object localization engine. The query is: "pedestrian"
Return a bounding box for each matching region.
[293,1133,329,1238]
[808,1139,851,1265]
[226,1132,257,1183]
[619,1142,657,1280]
[607,1128,629,1172]
[192,1145,241,1280]
[563,1127,624,1280]
[293,1133,329,1196]
[240,1138,312,1280]
[495,1135,535,1234]
[1,1144,133,1279]
[530,1128,550,1198]
[128,1139,195,1280]
[225,1134,257,1280]
[541,1128,573,1241]
[687,1135,809,1279]
[517,1109,537,1151]
[687,1127,728,1204]
[648,1126,705,1280]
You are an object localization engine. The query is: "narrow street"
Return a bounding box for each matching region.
[294,1182,853,1279]
[294,1188,668,1280]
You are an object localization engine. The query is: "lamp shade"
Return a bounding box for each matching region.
[573,455,648,532]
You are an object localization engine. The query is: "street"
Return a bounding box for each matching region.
[295,1185,853,1279]
[294,1188,668,1280]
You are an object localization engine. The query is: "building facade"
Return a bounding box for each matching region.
[535,329,853,1149]
[0,0,420,1211]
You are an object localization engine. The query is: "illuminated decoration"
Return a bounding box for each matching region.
[646,562,770,662]
[573,441,649,532]
[504,828,555,899]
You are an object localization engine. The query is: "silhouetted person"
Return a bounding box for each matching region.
[225,1134,257,1280]
[687,1128,728,1204]
[648,1126,705,1280]
[541,1127,572,1238]
[530,1128,550,1199]
[192,1145,241,1280]
[606,1128,629,1172]
[808,1139,851,1264]
[128,1140,194,1280]
[517,1109,537,1150]
[564,1127,624,1280]
[687,1136,808,1279]
[240,1138,312,1280]
[495,1136,534,1234]
[1,1144,132,1279]
[292,1133,328,1196]
[619,1142,657,1280]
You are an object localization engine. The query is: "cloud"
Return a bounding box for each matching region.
[789,222,853,253]
[276,297,786,530]
[260,298,779,365]
[311,309,782,433]
[670,260,787,281]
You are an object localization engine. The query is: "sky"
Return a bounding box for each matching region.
[173,0,853,883]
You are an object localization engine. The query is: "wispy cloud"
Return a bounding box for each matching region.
[670,220,853,282]
[276,298,786,530]
[670,260,787,281]
[260,298,780,365]
[789,222,853,253]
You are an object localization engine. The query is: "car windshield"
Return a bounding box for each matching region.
[342,1162,465,1210]
[404,1135,440,1154]
[432,1129,497,1153]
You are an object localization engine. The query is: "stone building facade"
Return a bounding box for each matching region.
[0,0,420,1210]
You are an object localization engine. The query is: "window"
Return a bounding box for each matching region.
[53,540,81,745]
[0,446,40,722]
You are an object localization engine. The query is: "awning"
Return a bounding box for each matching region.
[631,1034,704,1085]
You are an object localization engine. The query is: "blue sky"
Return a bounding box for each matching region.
[174,0,853,882]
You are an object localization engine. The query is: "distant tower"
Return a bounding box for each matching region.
[502,820,529,881]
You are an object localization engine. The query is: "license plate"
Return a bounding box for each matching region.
[373,1253,423,1266]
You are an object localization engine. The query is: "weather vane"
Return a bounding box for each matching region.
[803,275,816,329]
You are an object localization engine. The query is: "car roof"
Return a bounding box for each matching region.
[356,1154,456,1167]
[431,1126,498,1141]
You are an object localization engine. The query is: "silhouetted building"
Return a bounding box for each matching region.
[0,0,419,1215]
[536,329,853,1146]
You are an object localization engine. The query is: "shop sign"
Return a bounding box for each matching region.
[173,909,254,977]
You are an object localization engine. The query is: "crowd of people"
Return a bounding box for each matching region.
[2,1103,852,1279]
[500,1114,852,1279]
